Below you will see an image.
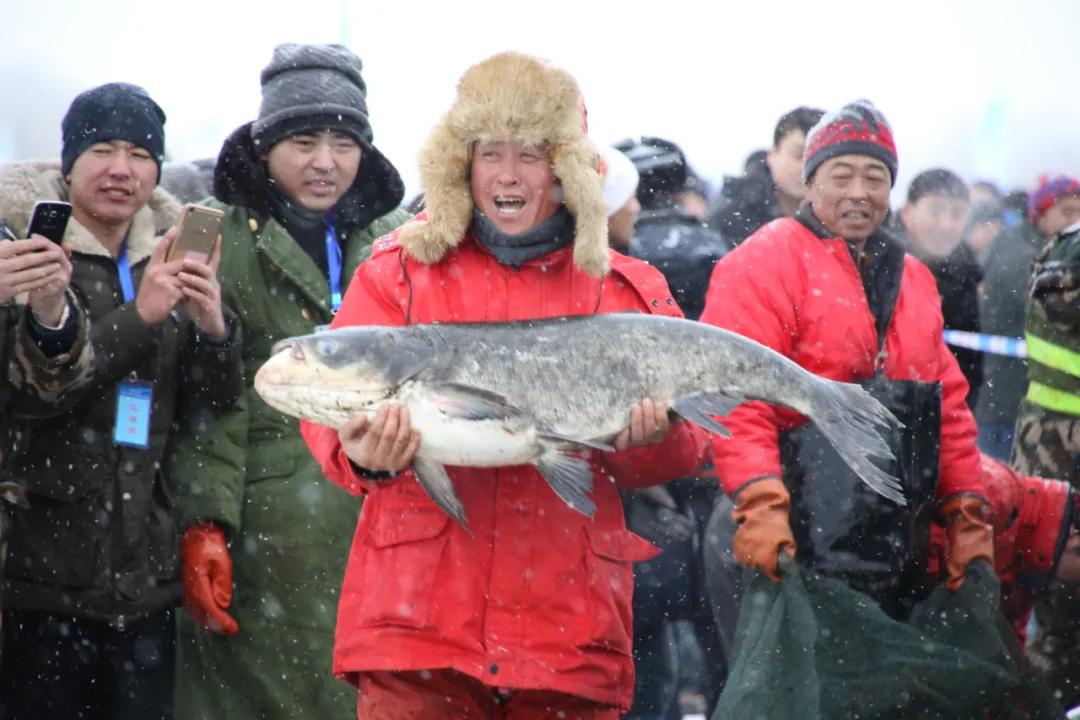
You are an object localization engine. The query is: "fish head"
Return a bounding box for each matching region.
[255,327,434,428]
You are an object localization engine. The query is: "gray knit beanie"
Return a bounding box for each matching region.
[250,43,373,150]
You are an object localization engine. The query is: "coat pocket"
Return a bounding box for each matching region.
[583,525,660,656]
[5,445,109,587]
[356,506,451,630]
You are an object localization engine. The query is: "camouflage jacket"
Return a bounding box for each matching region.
[1022,224,1080,415]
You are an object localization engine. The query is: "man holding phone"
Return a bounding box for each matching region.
[0,82,244,720]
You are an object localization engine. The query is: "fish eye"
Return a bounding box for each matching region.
[317,339,338,356]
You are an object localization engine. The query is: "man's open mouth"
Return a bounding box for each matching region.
[494,196,526,215]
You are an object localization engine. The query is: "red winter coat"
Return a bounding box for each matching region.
[929,455,1072,646]
[301,228,708,710]
[698,217,984,503]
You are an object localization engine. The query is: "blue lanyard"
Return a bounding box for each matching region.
[116,241,136,303]
[325,213,343,313]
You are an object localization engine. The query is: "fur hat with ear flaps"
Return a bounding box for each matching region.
[399,52,610,278]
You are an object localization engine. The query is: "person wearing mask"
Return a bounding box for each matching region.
[170,44,411,720]
[0,82,243,720]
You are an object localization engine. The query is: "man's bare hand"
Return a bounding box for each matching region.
[0,238,72,315]
[613,398,673,452]
[339,404,421,473]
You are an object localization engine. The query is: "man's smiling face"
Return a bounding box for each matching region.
[470,141,562,235]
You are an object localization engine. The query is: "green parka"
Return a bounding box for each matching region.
[171,124,408,720]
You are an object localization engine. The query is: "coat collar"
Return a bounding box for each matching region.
[0,161,181,265]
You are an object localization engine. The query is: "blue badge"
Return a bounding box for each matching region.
[114,380,153,449]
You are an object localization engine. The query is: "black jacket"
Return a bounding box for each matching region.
[916,244,984,409]
[629,207,733,320]
[976,223,1044,426]
[0,164,244,623]
[707,170,781,246]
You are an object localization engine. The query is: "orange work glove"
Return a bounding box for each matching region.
[181,522,239,636]
[732,476,796,582]
[940,495,994,591]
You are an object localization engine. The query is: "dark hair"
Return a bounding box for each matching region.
[906,168,970,205]
[773,106,825,149]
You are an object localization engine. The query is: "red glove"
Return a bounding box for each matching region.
[941,495,994,591]
[181,522,239,636]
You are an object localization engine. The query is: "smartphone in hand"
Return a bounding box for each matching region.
[167,204,224,263]
[26,201,73,244]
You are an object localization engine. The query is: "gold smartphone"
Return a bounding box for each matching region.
[167,204,224,263]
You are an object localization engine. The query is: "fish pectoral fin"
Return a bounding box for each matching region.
[535,449,597,518]
[429,383,525,421]
[411,458,471,531]
[538,431,615,453]
[673,392,743,437]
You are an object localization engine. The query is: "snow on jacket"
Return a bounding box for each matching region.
[698,216,984,503]
[301,223,709,710]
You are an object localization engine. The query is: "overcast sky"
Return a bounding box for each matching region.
[1,0,1076,200]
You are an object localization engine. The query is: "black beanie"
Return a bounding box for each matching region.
[250,44,373,150]
[61,83,166,179]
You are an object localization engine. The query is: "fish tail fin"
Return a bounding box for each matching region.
[810,380,907,506]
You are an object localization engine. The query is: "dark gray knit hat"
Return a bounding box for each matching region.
[250,43,373,150]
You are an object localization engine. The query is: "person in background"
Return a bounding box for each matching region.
[977,175,1080,461]
[0,82,243,720]
[700,100,992,616]
[598,144,640,250]
[1012,215,1080,707]
[708,106,824,245]
[169,44,410,720]
[615,136,733,321]
[893,168,982,407]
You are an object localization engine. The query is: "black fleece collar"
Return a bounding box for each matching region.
[212,122,405,233]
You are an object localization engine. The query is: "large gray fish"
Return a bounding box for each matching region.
[256,314,903,528]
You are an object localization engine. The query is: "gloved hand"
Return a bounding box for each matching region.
[940,495,994,591]
[181,522,239,636]
[731,476,796,582]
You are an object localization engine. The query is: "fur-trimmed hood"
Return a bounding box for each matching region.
[0,161,181,265]
[400,52,610,278]
[212,122,405,232]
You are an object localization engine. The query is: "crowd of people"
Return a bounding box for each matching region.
[0,43,1078,720]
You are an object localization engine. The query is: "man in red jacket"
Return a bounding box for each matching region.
[699,100,993,611]
[301,52,707,720]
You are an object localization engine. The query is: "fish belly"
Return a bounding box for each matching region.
[408,406,538,468]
